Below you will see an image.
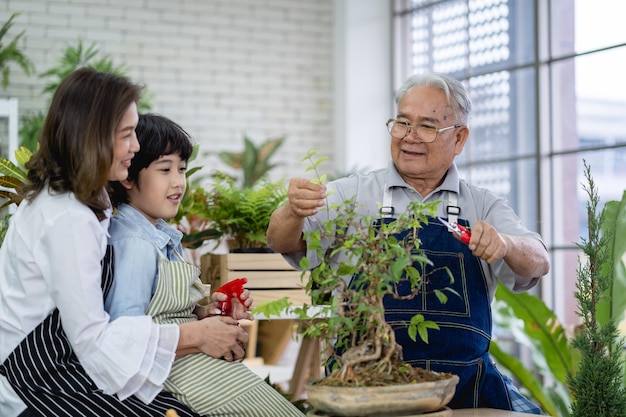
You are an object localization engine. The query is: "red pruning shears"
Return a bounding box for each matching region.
[438,217,471,245]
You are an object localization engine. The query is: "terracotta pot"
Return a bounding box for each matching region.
[305,374,459,416]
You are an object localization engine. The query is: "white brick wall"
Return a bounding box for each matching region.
[1,0,334,183]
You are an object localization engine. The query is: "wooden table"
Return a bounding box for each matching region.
[452,409,538,416]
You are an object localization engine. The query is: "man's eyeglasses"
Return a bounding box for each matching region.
[386,118,461,143]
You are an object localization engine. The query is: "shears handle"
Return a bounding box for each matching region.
[457,224,471,244]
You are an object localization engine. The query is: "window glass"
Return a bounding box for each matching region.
[459,157,538,231]
[394,0,626,326]
[573,0,626,53]
[457,67,536,164]
[551,49,626,153]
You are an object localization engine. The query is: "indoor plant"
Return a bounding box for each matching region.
[0,146,30,247]
[175,135,288,252]
[255,151,459,416]
[19,38,152,152]
[0,12,34,92]
[490,161,626,417]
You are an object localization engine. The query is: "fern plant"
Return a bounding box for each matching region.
[199,172,287,251]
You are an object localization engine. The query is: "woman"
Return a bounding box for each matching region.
[0,68,248,416]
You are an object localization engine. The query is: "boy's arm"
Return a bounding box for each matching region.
[104,237,158,319]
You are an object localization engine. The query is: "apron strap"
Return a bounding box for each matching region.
[447,191,460,224]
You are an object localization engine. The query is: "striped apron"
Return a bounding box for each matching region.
[146,247,304,417]
[0,246,201,417]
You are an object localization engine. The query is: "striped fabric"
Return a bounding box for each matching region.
[0,246,200,417]
[147,250,304,417]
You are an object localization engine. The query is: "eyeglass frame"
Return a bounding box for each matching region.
[386,118,462,143]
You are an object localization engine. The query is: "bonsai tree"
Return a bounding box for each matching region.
[255,151,457,390]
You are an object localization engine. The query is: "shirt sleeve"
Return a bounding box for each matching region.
[479,187,544,292]
[105,237,159,320]
[35,204,175,403]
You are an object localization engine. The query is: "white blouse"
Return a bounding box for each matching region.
[0,189,179,416]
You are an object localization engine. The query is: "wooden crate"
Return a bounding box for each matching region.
[203,252,310,306]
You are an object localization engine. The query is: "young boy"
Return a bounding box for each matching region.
[105,113,304,417]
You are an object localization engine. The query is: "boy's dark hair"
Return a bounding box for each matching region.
[110,113,194,207]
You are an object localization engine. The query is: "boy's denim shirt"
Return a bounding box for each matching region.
[104,203,185,320]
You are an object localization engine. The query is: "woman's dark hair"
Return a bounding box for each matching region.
[23,67,142,220]
[109,113,194,207]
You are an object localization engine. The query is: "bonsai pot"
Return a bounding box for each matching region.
[305,373,459,416]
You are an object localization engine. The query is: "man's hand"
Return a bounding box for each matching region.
[266,178,326,254]
[285,178,327,218]
[467,220,549,281]
[466,221,507,264]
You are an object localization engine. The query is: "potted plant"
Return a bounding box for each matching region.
[255,151,459,417]
[175,135,287,252]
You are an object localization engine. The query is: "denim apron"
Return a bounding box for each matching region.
[374,189,528,411]
[147,246,304,417]
[0,246,201,417]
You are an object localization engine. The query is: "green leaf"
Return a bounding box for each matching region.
[598,190,626,328]
[490,341,561,416]
[494,283,574,385]
[0,157,26,180]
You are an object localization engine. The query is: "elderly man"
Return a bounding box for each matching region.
[266,72,550,413]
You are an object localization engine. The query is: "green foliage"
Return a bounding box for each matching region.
[491,283,575,416]
[19,38,152,151]
[203,172,287,250]
[0,12,34,91]
[0,146,31,247]
[254,151,452,386]
[597,189,626,329]
[567,161,626,417]
[0,213,9,246]
[214,135,285,188]
[0,146,31,209]
[492,161,626,417]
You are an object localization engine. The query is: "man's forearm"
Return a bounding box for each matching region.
[266,205,307,254]
[503,235,550,282]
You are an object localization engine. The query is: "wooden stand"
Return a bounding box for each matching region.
[201,253,310,362]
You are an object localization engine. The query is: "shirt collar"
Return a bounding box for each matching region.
[384,160,460,197]
[116,203,183,248]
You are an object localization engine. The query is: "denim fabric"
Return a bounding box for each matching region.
[376,216,540,413]
[105,203,185,320]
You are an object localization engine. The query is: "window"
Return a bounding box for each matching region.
[392,0,626,325]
